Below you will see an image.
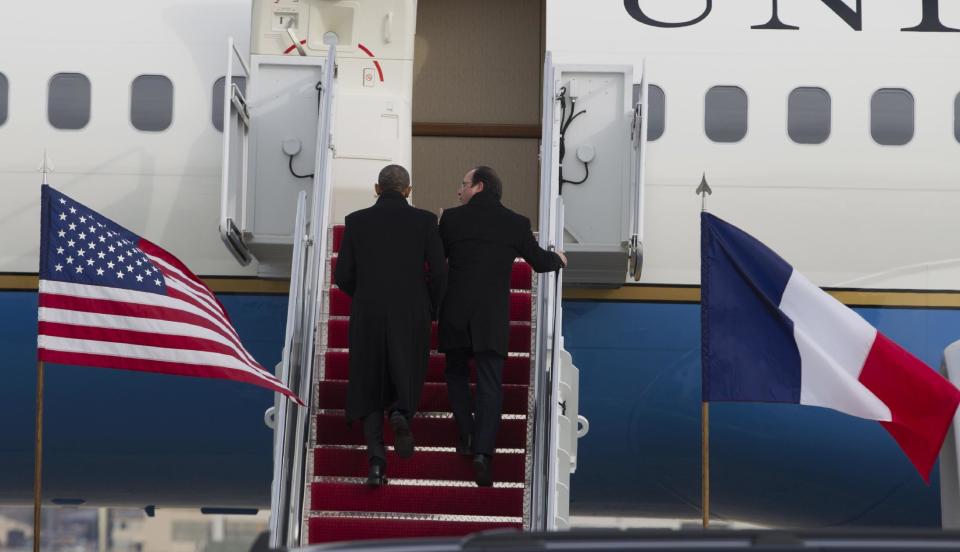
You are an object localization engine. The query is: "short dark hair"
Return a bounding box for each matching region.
[378,164,410,193]
[470,165,502,199]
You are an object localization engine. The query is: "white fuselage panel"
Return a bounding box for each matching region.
[548,0,960,289]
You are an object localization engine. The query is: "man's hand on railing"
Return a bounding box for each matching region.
[556,250,568,268]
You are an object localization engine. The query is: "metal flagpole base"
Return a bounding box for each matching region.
[33,360,44,552]
[702,401,709,529]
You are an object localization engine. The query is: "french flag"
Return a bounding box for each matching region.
[701,212,960,482]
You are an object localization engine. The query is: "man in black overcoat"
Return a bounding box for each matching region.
[334,164,447,485]
[439,165,566,486]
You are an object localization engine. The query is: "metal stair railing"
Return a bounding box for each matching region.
[940,341,960,528]
[530,51,567,531]
[268,191,309,547]
[268,44,337,550]
[529,198,565,531]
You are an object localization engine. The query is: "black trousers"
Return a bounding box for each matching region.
[362,405,409,464]
[444,348,504,456]
[363,411,386,463]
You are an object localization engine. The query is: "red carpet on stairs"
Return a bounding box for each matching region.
[324,351,532,384]
[312,483,524,517]
[329,287,533,321]
[307,225,534,545]
[317,380,530,414]
[309,518,522,542]
[314,448,526,482]
[326,318,532,352]
[314,413,528,448]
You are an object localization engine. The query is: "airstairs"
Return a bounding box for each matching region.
[215,2,661,543]
[264,193,581,545]
[219,28,588,546]
[303,227,534,543]
[266,189,578,546]
[265,194,579,546]
[258,50,582,546]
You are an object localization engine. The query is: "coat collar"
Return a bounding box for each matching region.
[375,190,410,207]
[467,190,500,206]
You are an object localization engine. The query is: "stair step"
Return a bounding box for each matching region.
[327,319,532,353]
[323,351,531,384]
[332,225,346,254]
[329,254,534,290]
[313,448,525,482]
[317,381,528,414]
[510,262,533,290]
[308,517,520,545]
[329,287,532,321]
[311,482,523,517]
[315,414,527,448]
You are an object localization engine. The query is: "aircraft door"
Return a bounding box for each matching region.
[218,38,329,278]
[221,0,414,276]
[245,55,326,277]
[546,62,634,287]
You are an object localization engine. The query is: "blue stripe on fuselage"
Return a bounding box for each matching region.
[0,288,956,527]
[564,299,960,527]
[0,291,287,507]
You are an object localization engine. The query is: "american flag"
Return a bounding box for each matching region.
[37,185,302,405]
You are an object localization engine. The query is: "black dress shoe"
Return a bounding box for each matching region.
[456,433,474,456]
[366,460,387,487]
[473,454,493,487]
[390,411,415,458]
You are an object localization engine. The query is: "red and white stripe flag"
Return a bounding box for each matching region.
[702,212,959,480]
[37,185,302,405]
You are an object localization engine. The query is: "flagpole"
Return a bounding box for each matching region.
[35,150,50,552]
[701,401,709,528]
[33,360,45,552]
[697,173,712,530]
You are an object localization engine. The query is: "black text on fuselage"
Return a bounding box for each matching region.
[623,0,960,33]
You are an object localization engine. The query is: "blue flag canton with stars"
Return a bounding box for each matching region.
[39,186,167,295]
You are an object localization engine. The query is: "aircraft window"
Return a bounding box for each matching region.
[212,76,247,132]
[632,84,665,141]
[705,86,747,142]
[955,93,960,143]
[49,73,91,130]
[871,88,914,146]
[131,75,173,132]
[0,73,7,126]
[788,87,831,144]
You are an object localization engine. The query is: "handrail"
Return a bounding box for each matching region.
[940,341,960,528]
[544,197,565,527]
[292,42,337,548]
[531,216,564,531]
[531,51,563,531]
[269,44,338,550]
[268,191,308,546]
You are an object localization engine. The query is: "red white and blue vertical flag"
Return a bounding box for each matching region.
[701,212,959,481]
[37,185,303,405]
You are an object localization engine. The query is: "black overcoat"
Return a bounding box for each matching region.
[334,191,446,422]
[438,190,563,356]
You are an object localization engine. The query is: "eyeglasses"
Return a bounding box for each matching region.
[458,181,472,189]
